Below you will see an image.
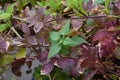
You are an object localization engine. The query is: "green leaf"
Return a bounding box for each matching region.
[59,46,70,55]
[118,26,120,30]
[107,74,118,80]
[82,0,89,3]
[86,19,94,26]
[49,0,57,11]
[66,0,75,8]
[77,0,87,15]
[104,0,110,14]
[63,37,74,46]
[54,68,68,80]
[0,13,11,20]
[16,48,26,59]
[50,31,61,41]
[72,36,87,45]
[60,20,70,36]
[93,0,104,4]
[0,23,9,32]
[6,3,15,13]
[63,36,87,46]
[48,42,61,59]
[0,55,14,65]
[0,10,4,14]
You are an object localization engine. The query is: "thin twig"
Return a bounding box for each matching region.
[107,70,120,77]
[47,74,52,80]
[10,27,23,39]
[12,16,26,22]
[45,15,120,24]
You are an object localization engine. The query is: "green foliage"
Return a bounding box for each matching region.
[66,0,87,16]
[36,0,48,7]
[6,3,15,14]
[48,20,87,58]
[86,19,94,26]
[48,0,62,12]
[16,48,26,59]
[48,42,61,59]
[33,65,49,80]
[93,0,104,4]
[104,0,110,14]
[0,3,15,32]
[0,13,11,20]
[0,23,9,32]
[0,55,14,65]
[60,20,70,36]
[50,32,61,41]
[63,36,87,47]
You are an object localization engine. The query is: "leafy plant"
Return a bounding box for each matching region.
[0,0,120,80]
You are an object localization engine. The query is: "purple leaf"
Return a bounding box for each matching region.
[56,57,75,69]
[44,14,52,22]
[105,20,118,31]
[22,23,30,36]
[41,59,55,75]
[83,69,98,80]
[34,22,44,33]
[80,43,91,55]
[52,24,61,30]
[71,19,84,31]
[27,36,37,45]
[27,10,36,18]
[0,39,10,52]
[37,7,46,16]
[55,14,63,24]
[70,60,80,77]
[36,35,45,45]
[38,51,48,63]
[82,0,94,12]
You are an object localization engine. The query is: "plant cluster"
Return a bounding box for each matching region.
[0,0,120,80]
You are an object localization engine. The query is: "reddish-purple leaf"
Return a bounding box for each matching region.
[38,51,48,63]
[80,58,96,69]
[80,43,91,55]
[11,58,26,68]
[41,59,55,75]
[0,39,9,52]
[92,29,109,42]
[105,20,118,28]
[56,57,75,69]
[11,67,22,77]
[97,36,116,57]
[83,69,98,80]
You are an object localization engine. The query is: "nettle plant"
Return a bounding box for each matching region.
[0,0,120,80]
